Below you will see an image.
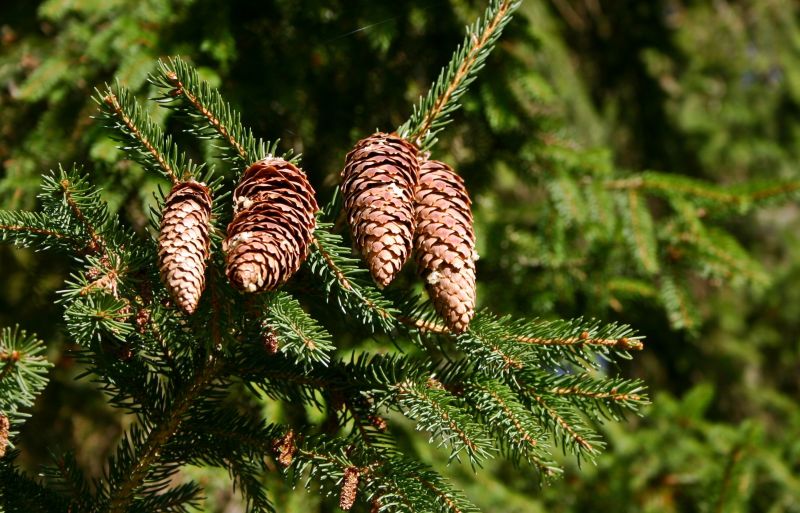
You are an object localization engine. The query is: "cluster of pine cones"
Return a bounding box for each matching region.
[341,133,477,332]
[156,132,476,333]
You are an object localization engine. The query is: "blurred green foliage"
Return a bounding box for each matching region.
[1,0,799,511]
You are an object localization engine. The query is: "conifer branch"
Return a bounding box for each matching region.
[165,71,247,162]
[152,57,281,167]
[402,309,643,351]
[308,224,399,332]
[531,372,649,419]
[529,392,598,457]
[398,0,522,150]
[510,332,643,351]
[0,350,20,382]
[550,386,645,403]
[105,357,223,513]
[35,166,123,266]
[624,189,659,275]
[457,328,525,374]
[0,327,51,456]
[59,176,107,255]
[377,459,481,513]
[0,220,72,243]
[100,92,179,185]
[659,273,698,332]
[463,380,557,473]
[394,379,494,464]
[262,291,335,366]
[0,456,67,513]
[605,172,800,210]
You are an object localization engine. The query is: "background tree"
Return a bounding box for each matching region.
[1,0,799,511]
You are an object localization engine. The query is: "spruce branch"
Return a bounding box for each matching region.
[60,176,107,254]
[549,383,646,405]
[104,356,223,513]
[152,57,282,167]
[393,379,495,465]
[37,165,128,267]
[659,273,699,332]
[0,211,81,252]
[365,458,474,513]
[509,330,643,351]
[462,379,558,473]
[0,454,68,513]
[397,0,523,150]
[399,306,643,352]
[518,370,648,424]
[622,189,659,275]
[43,453,99,513]
[308,222,399,333]
[527,391,601,462]
[261,291,335,366]
[37,165,113,257]
[605,171,800,213]
[465,313,642,374]
[98,87,183,185]
[290,438,481,513]
[0,326,51,457]
[668,225,770,289]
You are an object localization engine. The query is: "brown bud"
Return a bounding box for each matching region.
[339,466,360,511]
[274,430,297,468]
[263,329,279,354]
[0,413,9,457]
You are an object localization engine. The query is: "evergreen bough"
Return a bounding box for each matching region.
[0,2,648,511]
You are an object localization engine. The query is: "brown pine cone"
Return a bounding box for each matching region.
[414,160,477,333]
[224,158,318,292]
[158,180,212,315]
[341,132,419,288]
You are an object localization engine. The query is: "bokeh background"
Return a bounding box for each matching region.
[1,0,799,511]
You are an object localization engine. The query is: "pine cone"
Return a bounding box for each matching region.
[414,160,477,333]
[158,180,212,315]
[341,132,419,287]
[225,158,317,292]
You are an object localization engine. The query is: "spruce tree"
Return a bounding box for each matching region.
[0,2,652,511]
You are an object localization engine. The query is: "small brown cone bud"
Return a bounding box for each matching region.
[414,160,477,333]
[158,180,212,315]
[225,158,317,293]
[341,133,419,287]
[263,328,279,354]
[0,412,9,457]
[273,429,297,468]
[339,466,360,511]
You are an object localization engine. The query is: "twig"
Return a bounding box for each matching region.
[60,178,108,256]
[407,0,518,147]
[106,357,222,513]
[165,72,248,163]
[531,392,596,454]
[103,93,179,185]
